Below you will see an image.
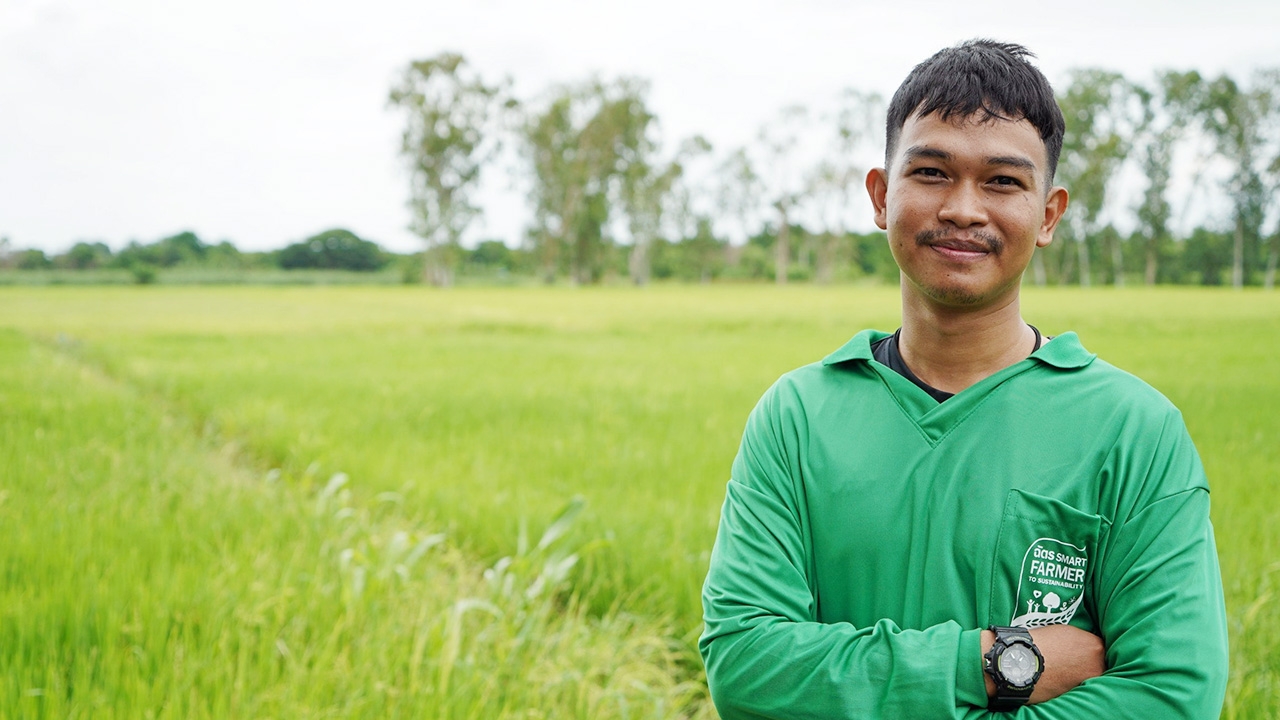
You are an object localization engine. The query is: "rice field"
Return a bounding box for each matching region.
[1,284,1276,718]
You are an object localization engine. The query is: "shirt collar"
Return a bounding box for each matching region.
[821,329,1095,370]
[821,329,889,365]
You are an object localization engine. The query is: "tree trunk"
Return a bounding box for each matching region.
[1232,220,1245,289]
[1265,238,1278,290]
[1111,235,1125,287]
[629,239,650,286]
[774,202,790,285]
[815,232,834,284]
[423,243,453,287]
[1077,237,1091,287]
[538,230,559,284]
[1057,241,1075,285]
[1144,238,1158,286]
[1031,252,1047,286]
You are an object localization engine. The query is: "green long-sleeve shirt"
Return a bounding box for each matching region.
[700,330,1228,719]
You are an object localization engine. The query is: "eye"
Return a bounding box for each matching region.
[991,175,1024,188]
[912,167,945,179]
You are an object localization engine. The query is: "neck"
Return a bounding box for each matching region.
[897,289,1037,395]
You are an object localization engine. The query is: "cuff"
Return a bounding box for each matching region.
[955,627,988,709]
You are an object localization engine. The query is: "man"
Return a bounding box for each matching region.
[700,40,1228,719]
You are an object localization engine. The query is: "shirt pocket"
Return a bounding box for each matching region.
[986,489,1109,631]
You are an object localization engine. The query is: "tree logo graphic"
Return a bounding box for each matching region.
[1011,537,1088,627]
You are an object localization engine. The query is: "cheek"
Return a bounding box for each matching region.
[885,192,926,230]
[997,199,1043,237]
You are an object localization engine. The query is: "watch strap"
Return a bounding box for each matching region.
[984,625,1043,711]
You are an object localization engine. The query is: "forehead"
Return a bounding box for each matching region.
[894,111,1048,171]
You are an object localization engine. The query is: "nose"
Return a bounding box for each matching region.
[937,181,988,228]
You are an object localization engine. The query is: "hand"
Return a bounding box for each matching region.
[981,625,1106,704]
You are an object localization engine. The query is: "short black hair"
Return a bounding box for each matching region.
[885,39,1065,183]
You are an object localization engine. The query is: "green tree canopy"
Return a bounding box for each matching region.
[278,229,387,271]
[522,78,656,284]
[389,52,510,285]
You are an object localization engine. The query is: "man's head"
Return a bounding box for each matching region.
[866,40,1070,310]
[885,40,1064,185]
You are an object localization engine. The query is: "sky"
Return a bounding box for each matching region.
[2,0,1279,254]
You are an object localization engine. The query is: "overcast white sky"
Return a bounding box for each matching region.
[3,0,1278,253]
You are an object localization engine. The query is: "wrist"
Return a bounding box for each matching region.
[983,625,1044,711]
[980,629,996,697]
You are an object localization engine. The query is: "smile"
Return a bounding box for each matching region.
[915,229,1002,259]
[926,239,996,262]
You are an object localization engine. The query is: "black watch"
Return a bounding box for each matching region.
[983,625,1044,711]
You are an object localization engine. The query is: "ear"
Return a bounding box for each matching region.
[1037,185,1069,248]
[866,167,889,230]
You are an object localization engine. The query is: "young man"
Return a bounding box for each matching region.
[700,40,1228,718]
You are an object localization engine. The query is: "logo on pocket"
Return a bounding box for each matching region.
[1010,537,1087,627]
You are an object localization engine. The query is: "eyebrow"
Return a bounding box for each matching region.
[903,146,951,163]
[903,146,1038,174]
[986,155,1038,173]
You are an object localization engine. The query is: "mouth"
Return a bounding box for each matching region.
[917,231,1001,260]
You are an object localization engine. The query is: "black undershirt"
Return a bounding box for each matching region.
[870,326,1042,403]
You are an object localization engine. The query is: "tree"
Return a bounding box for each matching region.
[1196,69,1278,288]
[1183,226,1232,285]
[389,53,508,286]
[684,216,728,283]
[57,241,112,270]
[1267,145,1280,289]
[468,239,519,272]
[278,229,387,271]
[805,161,850,284]
[522,78,655,284]
[805,90,884,284]
[15,248,52,270]
[757,105,810,284]
[204,240,249,270]
[713,146,764,255]
[1253,69,1280,290]
[1132,71,1202,285]
[621,135,710,285]
[1055,70,1142,286]
[116,230,208,269]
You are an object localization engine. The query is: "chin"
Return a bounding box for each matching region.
[923,284,988,307]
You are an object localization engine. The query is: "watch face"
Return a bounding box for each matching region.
[999,643,1039,687]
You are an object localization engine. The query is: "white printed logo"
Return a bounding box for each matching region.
[1010,537,1087,627]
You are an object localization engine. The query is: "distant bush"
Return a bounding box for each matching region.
[278,229,388,272]
[130,264,159,285]
[15,249,53,270]
[56,241,112,270]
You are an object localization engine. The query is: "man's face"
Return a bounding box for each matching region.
[866,111,1068,310]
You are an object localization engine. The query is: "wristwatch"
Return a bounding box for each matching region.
[983,625,1044,711]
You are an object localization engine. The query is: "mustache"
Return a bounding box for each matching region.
[915,229,1002,253]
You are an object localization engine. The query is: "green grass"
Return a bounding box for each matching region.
[1,284,1277,718]
[0,327,710,718]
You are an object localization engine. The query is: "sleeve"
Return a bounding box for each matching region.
[991,411,1229,720]
[699,384,988,720]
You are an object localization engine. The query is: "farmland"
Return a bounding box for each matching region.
[1,285,1277,718]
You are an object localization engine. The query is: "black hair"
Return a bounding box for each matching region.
[885,39,1065,183]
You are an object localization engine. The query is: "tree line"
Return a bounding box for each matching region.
[389,53,1280,288]
[0,223,891,285]
[0,229,392,282]
[6,57,1277,288]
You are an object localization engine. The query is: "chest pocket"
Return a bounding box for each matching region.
[987,489,1109,631]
